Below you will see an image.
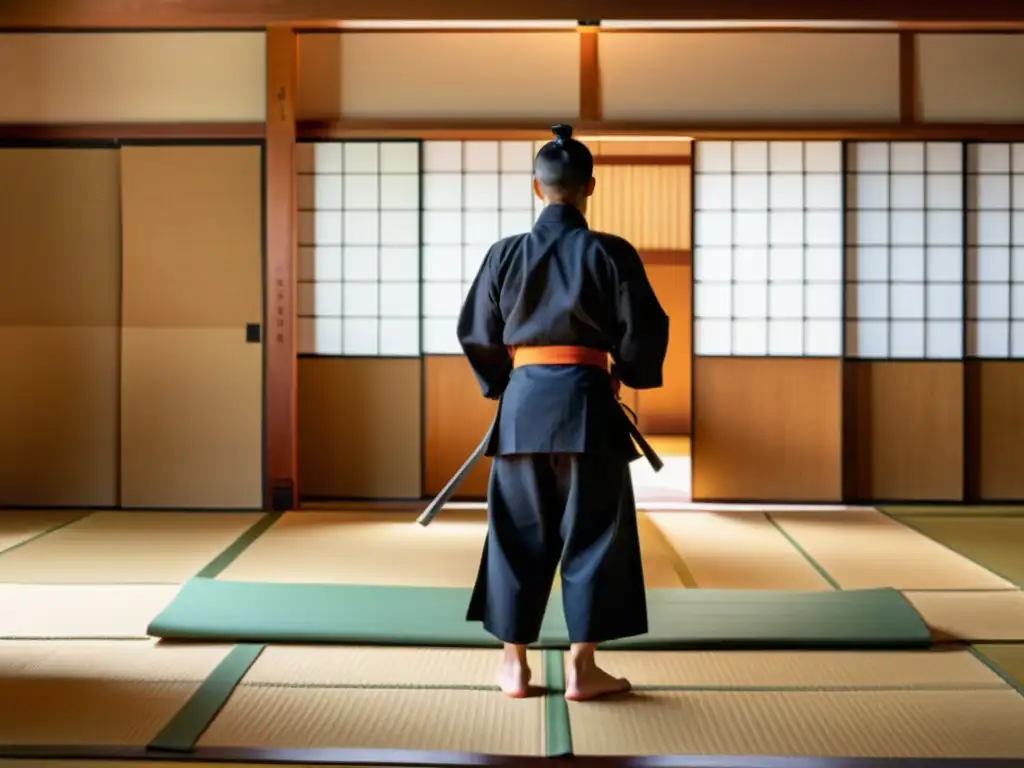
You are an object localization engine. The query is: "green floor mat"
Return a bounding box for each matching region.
[898,516,1024,587]
[148,578,932,650]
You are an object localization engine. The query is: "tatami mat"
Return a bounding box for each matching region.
[899,515,1024,587]
[0,584,177,639]
[569,689,1024,757]
[0,512,264,584]
[571,649,1005,689]
[0,510,87,555]
[974,644,1024,689]
[216,511,485,586]
[216,510,683,588]
[884,506,1024,517]
[198,686,544,755]
[0,640,231,746]
[770,509,1015,590]
[903,591,1024,642]
[646,511,833,590]
[241,646,542,688]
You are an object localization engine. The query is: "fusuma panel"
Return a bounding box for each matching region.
[693,140,844,358]
[120,145,264,509]
[0,148,121,507]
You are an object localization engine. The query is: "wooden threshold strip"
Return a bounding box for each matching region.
[640,249,692,266]
[0,123,266,141]
[298,119,1024,141]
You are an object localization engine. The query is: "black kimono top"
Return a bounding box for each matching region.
[456,203,670,460]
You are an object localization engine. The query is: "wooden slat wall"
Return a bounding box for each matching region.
[587,140,692,435]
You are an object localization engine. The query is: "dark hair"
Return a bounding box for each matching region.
[533,124,594,196]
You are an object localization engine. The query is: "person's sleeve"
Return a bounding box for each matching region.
[456,245,512,399]
[611,243,670,390]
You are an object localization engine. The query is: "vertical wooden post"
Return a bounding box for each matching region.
[265,26,299,510]
[899,32,919,125]
[579,24,601,123]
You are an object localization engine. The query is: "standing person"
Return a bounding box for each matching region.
[456,125,670,701]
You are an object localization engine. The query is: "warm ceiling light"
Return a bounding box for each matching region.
[579,135,694,142]
[598,20,899,30]
[335,19,578,30]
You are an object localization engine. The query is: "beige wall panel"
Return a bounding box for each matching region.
[588,165,691,250]
[863,363,963,501]
[918,34,1024,122]
[0,33,265,123]
[424,356,497,499]
[0,148,120,326]
[636,265,691,435]
[600,32,900,122]
[693,358,842,502]
[298,358,421,499]
[979,362,1024,500]
[120,145,264,509]
[0,328,118,507]
[298,32,579,120]
[120,145,263,328]
[120,328,262,509]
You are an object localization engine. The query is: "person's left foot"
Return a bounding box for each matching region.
[496,661,532,698]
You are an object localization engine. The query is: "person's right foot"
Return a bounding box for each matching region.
[496,661,532,698]
[564,664,631,701]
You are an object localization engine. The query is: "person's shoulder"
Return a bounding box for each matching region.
[584,229,645,275]
[487,232,530,262]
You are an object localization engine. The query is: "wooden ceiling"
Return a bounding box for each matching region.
[1,0,1023,29]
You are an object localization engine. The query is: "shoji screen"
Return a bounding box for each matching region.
[845,142,965,500]
[421,140,544,498]
[845,142,964,360]
[420,140,543,354]
[967,142,1024,499]
[296,140,421,357]
[692,141,844,502]
[694,141,843,357]
[294,140,423,500]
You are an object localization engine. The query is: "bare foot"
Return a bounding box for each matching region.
[564,664,631,702]
[497,660,532,698]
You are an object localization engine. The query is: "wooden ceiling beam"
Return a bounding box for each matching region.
[2,0,1023,30]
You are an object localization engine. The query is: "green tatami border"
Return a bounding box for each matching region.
[194,511,284,579]
[148,643,265,753]
[543,649,572,758]
[764,513,842,590]
[0,510,95,558]
[970,644,1024,695]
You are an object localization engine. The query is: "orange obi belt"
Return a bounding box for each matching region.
[510,345,610,371]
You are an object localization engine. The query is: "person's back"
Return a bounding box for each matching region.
[456,125,669,702]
